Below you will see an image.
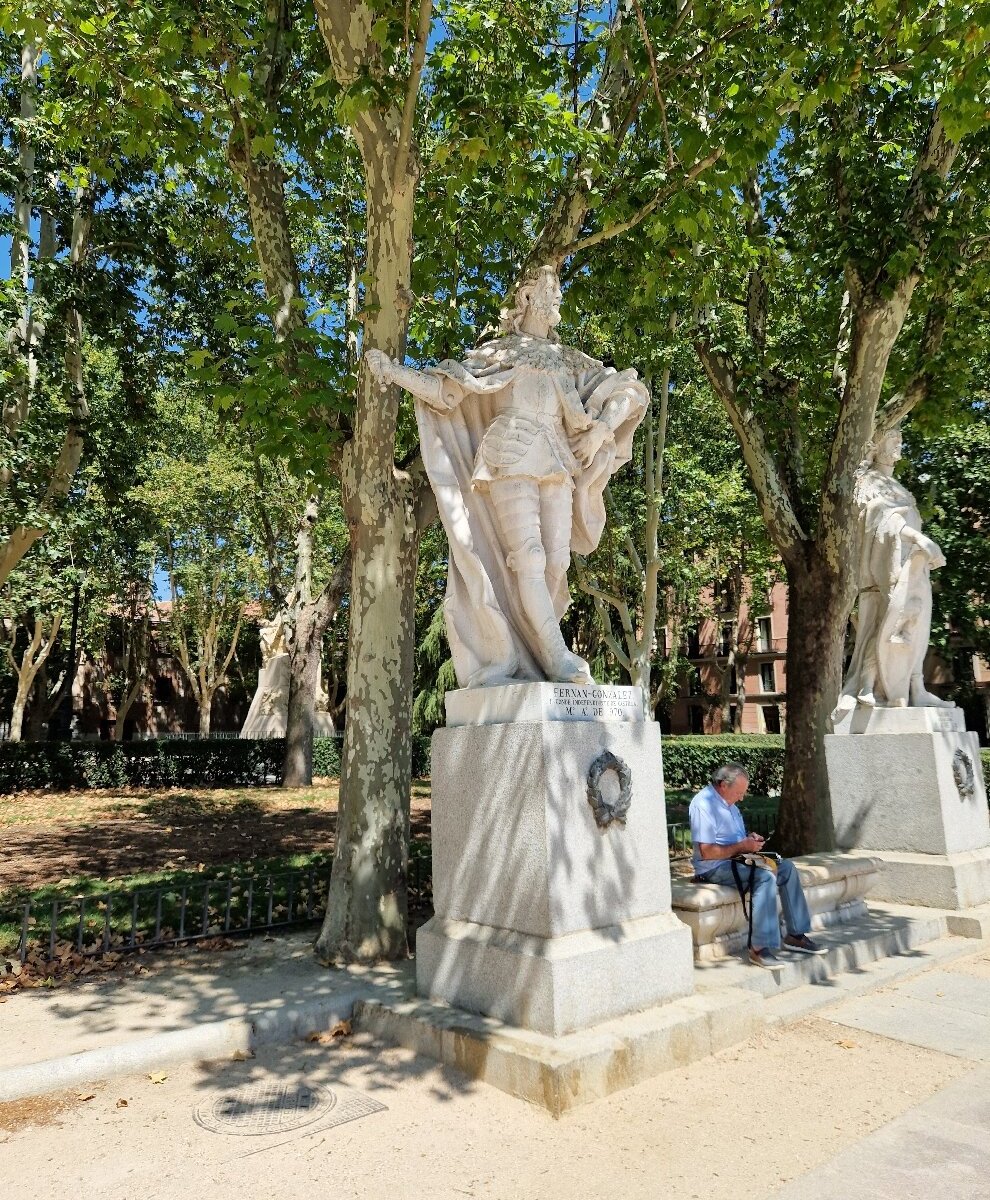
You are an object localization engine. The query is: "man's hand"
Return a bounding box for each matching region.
[364,348,394,388]
[741,833,765,853]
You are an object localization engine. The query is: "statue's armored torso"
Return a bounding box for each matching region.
[470,336,592,489]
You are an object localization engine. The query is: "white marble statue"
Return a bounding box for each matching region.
[366,265,649,688]
[241,610,335,737]
[834,427,954,715]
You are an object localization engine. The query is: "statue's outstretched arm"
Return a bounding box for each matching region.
[365,349,445,408]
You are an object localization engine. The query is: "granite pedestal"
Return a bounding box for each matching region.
[826,706,990,909]
[416,684,694,1037]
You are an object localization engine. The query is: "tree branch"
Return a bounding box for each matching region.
[695,338,807,563]
[393,0,432,186]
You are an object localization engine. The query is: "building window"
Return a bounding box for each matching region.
[684,626,700,658]
[688,667,703,697]
[757,616,772,652]
[689,704,705,734]
[762,705,781,734]
[729,666,738,694]
[155,677,175,703]
[719,622,734,656]
[727,704,738,730]
[760,662,775,693]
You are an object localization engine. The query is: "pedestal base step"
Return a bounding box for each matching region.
[693,903,956,1001]
[861,848,990,910]
[356,986,760,1118]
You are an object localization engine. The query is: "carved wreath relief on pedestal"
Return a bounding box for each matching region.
[952,748,976,801]
[587,749,633,829]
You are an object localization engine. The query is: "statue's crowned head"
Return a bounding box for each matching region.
[499,265,563,339]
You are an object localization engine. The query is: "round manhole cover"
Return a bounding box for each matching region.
[194,1082,336,1136]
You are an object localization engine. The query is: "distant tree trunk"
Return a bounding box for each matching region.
[198,693,214,738]
[0,180,93,587]
[5,613,63,742]
[283,537,351,788]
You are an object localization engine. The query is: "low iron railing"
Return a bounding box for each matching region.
[5,818,769,966]
[4,842,435,966]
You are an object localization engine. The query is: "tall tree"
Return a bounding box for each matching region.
[681,7,990,851]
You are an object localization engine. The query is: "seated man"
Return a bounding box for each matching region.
[689,762,826,968]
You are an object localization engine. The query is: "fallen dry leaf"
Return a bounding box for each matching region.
[77,1093,96,1102]
[835,1039,859,1049]
[148,1072,167,1085]
[115,1098,128,1109]
[230,1049,254,1062]
[305,1020,352,1045]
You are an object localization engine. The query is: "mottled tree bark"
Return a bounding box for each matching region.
[313,0,432,962]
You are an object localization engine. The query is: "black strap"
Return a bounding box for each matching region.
[730,857,758,949]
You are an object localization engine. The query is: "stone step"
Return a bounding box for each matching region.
[693,903,956,1003]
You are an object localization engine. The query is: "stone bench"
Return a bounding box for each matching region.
[670,853,881,961]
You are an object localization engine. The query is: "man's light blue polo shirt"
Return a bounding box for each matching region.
[689,783,746,877]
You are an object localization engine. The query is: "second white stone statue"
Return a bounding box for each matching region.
[365,265,648,688]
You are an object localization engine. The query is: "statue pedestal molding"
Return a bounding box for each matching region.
[825,706,990,909]
[416,689,694,1037]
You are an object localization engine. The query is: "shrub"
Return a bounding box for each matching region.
[661,735,785,796]
[312,735,431,779]
[0,732,434,794]
[0,739,284,794]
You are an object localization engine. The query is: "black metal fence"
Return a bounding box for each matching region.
[6,864,334,965]
[5,817,768,966]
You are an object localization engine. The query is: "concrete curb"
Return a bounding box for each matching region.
[0,993,363,1105]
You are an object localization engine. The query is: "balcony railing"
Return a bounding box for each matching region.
[684,637,788,659]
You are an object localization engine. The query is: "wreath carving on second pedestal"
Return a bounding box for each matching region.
[586,749,633,829]
[952,748,976,800]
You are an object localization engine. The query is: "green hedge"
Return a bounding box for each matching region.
[0,738,286,793]
[662,735,786,795]
[0,732,435,793]
[313,735,431,779]
[1,733,983,795]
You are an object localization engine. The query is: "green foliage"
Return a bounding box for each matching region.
[661,734,785,795]
[0,733,433,793]
[903,421,990,675]
[0,738,284,793]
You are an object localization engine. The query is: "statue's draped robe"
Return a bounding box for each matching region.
[415,334,648,688]
[838,470,932,707]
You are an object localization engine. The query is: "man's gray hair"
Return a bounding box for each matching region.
[711,762,749,788]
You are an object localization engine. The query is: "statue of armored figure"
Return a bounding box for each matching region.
[366,265,649,688]
[834,427,954,715]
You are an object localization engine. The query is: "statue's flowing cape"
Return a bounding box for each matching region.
[836,469,930,709]
[415,336,648,688]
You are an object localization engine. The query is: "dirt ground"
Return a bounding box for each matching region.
[0,782,434,895]
[0,1012,976,1200]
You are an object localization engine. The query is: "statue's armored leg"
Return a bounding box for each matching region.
[540,482,574,618]
[490,479,592,684]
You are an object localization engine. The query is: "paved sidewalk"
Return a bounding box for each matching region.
[771,1063,990,1199]
[0,933,412,1100]
[1,935,988,1200]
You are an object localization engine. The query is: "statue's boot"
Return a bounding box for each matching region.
[516,570,593,683]
[535,618,594,684]
[909,674,955,708]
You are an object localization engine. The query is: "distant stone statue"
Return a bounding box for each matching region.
[834,427,954,715]
[241,610,335,737]
[258,611,289,665]
[366,265,649,688]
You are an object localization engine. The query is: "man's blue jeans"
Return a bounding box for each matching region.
[700,858,812,950]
